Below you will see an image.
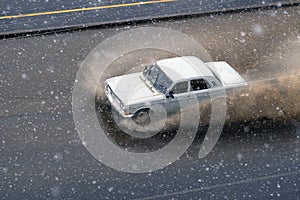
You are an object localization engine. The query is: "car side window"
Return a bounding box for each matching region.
[172,82,188,94]
[190,79,210,91]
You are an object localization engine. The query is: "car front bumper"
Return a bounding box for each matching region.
[104,85,133,118]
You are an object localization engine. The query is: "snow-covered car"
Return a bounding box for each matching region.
[104,56,247,124]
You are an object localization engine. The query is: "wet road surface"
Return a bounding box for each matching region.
[1,5,300,199]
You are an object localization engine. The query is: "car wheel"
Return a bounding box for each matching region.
[132,109,151,126]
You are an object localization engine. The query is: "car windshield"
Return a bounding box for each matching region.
[143,64,172,93]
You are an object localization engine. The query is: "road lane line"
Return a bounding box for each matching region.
[0,0,176,20]
[136,170,300,200]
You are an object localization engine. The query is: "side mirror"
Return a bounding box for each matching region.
[144,65,150,75]
[166,91,174,99]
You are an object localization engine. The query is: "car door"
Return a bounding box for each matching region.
[189,78,211,100]
[189,78,212,123]
[164,81,189,114]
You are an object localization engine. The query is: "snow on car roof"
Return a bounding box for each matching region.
[156,56,214,82]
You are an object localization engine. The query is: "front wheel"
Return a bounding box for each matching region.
[132,109,151,126]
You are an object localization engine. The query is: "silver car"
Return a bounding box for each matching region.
[104,56,247,124]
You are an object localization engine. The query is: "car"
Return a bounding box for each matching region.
[104,56,248,124]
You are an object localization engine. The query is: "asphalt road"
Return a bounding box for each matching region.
[0,0,299,36]
[1,5,300,200]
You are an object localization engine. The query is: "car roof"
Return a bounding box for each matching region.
[156,56,214,82]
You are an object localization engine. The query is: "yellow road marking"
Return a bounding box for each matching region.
[0,0,176,20]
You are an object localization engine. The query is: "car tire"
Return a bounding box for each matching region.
[132,109,151,126]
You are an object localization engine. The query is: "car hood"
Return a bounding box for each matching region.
[106,72,163,105]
